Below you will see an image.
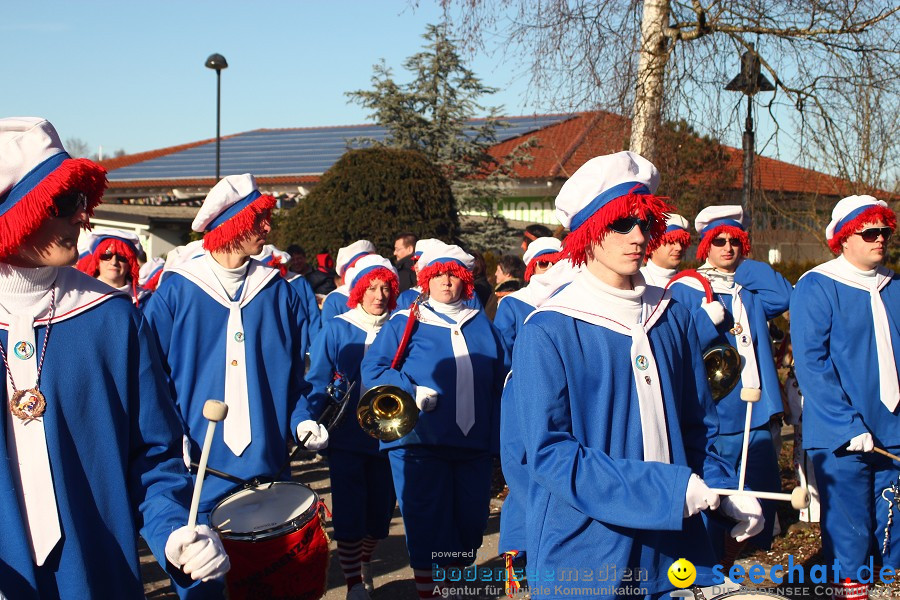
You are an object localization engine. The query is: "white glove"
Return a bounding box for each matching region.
[415,385,439,412]
[683,473,720,517]
[846,432,874,452]
[297,420,329,451]
[719,494,765,542]
[700,299,726,326]
[165,525,230,581]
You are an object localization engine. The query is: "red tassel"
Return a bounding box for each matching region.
[0,158,106,260]
[142,268,163,292]
[559,193,673,267]
[827,205,896,254]
[202,194,277,252]
[416,261,474,300]
[695,225,751,261]
[524,251,561,282]
[346,267,400,312]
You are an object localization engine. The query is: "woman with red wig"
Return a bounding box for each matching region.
[296,254,400,600]
[78,229,150,305]
[361,240,508,600]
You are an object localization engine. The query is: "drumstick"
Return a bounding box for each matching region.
[709,486,810,510]
[736,388,761,491]
[875,447,900,463]
[188,400,229,530]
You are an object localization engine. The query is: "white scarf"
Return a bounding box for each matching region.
[205,254,249,300]
[641,260,677,288]
[810,256,898,412]
[418,300,478,435]
[533,270,671,463]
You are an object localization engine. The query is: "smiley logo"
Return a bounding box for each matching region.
[668,558,696,588]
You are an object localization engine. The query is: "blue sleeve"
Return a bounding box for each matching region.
[492,298,517,355]
[491,320,511,455]
[790,276,865,450]
[322,292,345,322]
[286,286,314,437]
[360,315,417,397]
[295,277,322,343]
[511,322,691,531]
[298,323,340,424]
[735,259,792,320]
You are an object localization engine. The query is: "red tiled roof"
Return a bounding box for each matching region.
[105,175,320,190]
[98,134,240,171]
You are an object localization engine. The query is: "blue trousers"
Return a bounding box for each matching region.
[328,448,396,541]
[388,446,493,569]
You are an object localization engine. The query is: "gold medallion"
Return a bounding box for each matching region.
[9,388,46,421]
[730,323,743,335]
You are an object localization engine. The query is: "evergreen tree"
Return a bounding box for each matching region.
[270,147,459,258]
[347,22,534,250]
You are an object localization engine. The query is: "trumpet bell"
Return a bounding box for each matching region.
[704,344,741,402]
[357,385,418,442]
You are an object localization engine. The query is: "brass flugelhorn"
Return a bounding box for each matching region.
[357,385,418,442]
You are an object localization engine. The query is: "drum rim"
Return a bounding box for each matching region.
[209,481,320,541]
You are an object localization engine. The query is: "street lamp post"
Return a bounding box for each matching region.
[725,43,774,231]
[205,53,228,181]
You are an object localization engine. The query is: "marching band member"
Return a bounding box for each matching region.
[394,238,483,312]
[143,173,312,598]
[668,205,791,565]
[255,243,322,347]
[0,117,228,598]
[361,241,508,600]
[321,240,377,321]
[139,256,165,292]
[507,152,755,598]
[78,229,151,305]
[640,213,691,287]
[791,195,899,600]
[492,235,562,352]
[297,254,400,600]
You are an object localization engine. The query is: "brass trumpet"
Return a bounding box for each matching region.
[357,385,418,442]
[703,344,741,402]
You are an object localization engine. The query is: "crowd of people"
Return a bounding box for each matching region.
[0,117,897,600]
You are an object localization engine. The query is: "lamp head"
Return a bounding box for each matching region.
[205,53,228,71]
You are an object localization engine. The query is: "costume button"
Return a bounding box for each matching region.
[234,332,244,343]
[231,360,238,366]
[453,330,460,335]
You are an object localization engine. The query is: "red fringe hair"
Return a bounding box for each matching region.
[143,268,164,292]
[560,193,673,267]
[0,158,106,260]
[202,194,277,252]
[659,228,692,248]
[81,237,141,286]
[828,205,897,254]
[524,251,561,282]
[346,267,400,312]
[695,225,750,261]
[416,261,475,300]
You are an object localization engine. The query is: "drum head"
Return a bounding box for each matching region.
[210,481,317,537]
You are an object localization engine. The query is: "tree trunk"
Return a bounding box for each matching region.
[630,0,671,163]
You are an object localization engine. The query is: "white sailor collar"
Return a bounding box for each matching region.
[171,254,280,308]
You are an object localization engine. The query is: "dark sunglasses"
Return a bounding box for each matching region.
[99,253,128,262]
[710,237,742,248]
[535,260,553,270]
[52,191,88,218]
[608,216,654,235]
[855,227,892,243]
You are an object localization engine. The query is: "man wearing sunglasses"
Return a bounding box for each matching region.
[503,152,753,597]
[0,117,229,597]
[668,204,792,568]
[641,213,691,287]
[791,195,899,600]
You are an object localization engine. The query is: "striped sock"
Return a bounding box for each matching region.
[361,535,378,563]
[337,539,363,590]
[414,568,439,599]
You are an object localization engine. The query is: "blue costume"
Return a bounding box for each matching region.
[507,274,735,599]
[792,258,900,579]
[492,289,536,354]
[287,272,322,348]
[361,303,507,569]
[298,311,395,541]
[668,258,791,549]
[143,255,312,514]
[322,285,350,322]
[0,268,194,599]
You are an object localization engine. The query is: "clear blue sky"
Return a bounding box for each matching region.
[3,1,545,156]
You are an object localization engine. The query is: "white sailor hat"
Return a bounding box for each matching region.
[694,205,745,237]
[192,174,276,251]
[335,240,377,277]
[523,236,562,267]
[345,254,398,292]
[418,241,474,271]
[665,214,690,233]
[826,195,896,253]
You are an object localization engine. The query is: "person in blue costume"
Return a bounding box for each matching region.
[255,243,322,348]
[361,240,508,600]
[143,173,312,598]
[506,152,761,600]
[791,195,900,600]
[321,240,377,322]
[394,238,484,314]
[667,204,791,565]
[77,229,152,306]
[493,235,562,353]
[640,213,691,288]
[0,117,228,600]
[296,254,400,600]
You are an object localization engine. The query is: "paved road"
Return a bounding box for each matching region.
[141,453,509,599]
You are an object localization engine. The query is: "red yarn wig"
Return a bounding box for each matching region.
[202,194,277,252]
[347,267,400,312]
[659,228,692,248]
[417,260,475,301]
[695,225,751,261]
[828,205,897,254]
[81,237,141,286]
[560,192,673,267]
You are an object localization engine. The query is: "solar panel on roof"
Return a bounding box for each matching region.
[108,114,574,181]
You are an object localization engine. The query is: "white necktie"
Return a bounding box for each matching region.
[5,314,61,564]
[223,301,250,455]
[450,324,476,435]
[629,318,670,463]
[870,274,900,411]
[728,284,761,392]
